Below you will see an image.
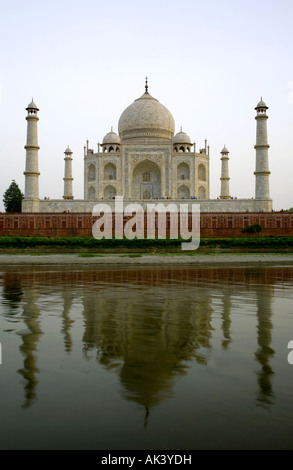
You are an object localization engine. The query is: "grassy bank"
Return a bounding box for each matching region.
[0,236,292,252]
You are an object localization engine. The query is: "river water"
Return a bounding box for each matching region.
[0,264,293,450]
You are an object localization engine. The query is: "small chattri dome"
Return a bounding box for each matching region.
[173,129,191,145]
[102,129,121,145]
[256,98,268,109]
[221,145,229,154]
[26,99,39,111]
[65,146,73,154]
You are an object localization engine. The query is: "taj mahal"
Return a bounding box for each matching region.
[22,79,272,213]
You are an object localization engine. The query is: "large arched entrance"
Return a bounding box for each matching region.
[132,160,161,200]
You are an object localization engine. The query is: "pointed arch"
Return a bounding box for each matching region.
[177,162,190,181]
[132,159,161,199]
[88,186,96,200]
[198,186,206,199]
[104,185,116,199]
[198,164,207,181]
[88,164,96,181]
[104,163,117,181]
[177,185,190,199]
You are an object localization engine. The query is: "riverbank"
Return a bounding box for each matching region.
[1,252,293,266]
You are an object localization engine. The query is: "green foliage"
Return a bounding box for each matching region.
[3,181,24,213]
[0,236,183,249]
[288,208,293,212]
[241,223,262,235]
[199,237,293,249]
[0,236,292,250]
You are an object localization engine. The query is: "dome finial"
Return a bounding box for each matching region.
[145,76,148,93]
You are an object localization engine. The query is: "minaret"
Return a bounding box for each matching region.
[63,146,74,200]
[254,99,271,200]
[220,146,231,199]
[23,100,40,212]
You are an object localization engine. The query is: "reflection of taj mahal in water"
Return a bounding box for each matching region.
[2,266,285,415]
[22,79,272,213]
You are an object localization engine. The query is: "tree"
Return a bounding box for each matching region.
[3,180,24,213]
[241,223,262,236]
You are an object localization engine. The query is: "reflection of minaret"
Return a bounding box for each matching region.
[144,407,150,429]
[184,288,213,365]
[221,291,232,350]
[254,286,275,408]
[61,290,74,352]
[2,272,23,311]
[18,288,42,408]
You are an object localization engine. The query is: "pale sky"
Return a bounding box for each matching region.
[1,0,293,211]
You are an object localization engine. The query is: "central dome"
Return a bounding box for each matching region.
[118,89,175,142]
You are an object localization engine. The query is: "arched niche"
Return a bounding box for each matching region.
[104,185,116,199]
[198,186,206,199]
[177,185,190,199]
[88,164,96,182]
[198,164,206,181]
[88,186,96,200]
[104,163,117,181]
[177,162,190,181]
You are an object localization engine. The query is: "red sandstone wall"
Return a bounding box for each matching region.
[0,212,293,238]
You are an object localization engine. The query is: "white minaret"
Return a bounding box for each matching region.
[220,146,231,199]
[254,99,270,200]
[23,100,40,212]
[63,146,74,200]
